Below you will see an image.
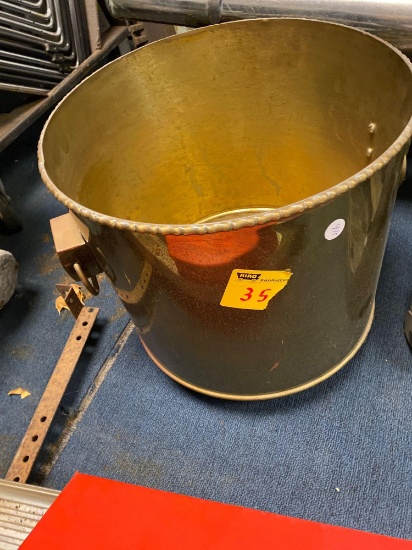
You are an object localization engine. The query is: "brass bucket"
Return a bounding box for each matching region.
[39,19,412,400]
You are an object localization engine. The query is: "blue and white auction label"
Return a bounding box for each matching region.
[324,219,345,241]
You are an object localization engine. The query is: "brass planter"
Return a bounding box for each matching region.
[39,19,412,399]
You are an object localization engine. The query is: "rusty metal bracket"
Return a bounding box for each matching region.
[5,306,99,484]
[55,284,85,318]
[50,212,102,295]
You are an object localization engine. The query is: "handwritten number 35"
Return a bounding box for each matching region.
[240,288,271,302]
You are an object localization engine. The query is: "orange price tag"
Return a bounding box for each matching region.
[220,269,292,310]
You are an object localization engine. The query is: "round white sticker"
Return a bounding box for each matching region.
[325,219,346,241]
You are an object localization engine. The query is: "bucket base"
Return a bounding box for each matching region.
[140,301,375,401]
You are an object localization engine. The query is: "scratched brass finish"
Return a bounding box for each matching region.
[40,20,412,398]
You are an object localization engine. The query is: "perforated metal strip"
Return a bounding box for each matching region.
[5,306,99,484]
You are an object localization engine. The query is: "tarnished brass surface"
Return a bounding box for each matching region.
[41,19,412,398]
[141,301,375,400]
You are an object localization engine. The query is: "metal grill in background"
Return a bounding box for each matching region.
[0,0,91,96]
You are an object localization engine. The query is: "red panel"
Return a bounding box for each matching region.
[22,473,412,549]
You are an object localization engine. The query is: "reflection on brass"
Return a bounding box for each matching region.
[40,19,412,399]
[116,261,152,305]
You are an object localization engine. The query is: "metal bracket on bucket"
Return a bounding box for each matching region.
[50,213,102,295]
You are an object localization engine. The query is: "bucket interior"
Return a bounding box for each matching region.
[41,19,412,226]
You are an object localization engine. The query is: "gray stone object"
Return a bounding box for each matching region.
[0,250,18,309]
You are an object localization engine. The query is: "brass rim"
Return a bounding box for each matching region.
[38,19,412,236]
[140,302,375,400]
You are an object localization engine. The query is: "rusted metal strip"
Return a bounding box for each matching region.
[5,306,99,484]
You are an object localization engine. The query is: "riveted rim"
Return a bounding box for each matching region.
[38,18,412,236]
